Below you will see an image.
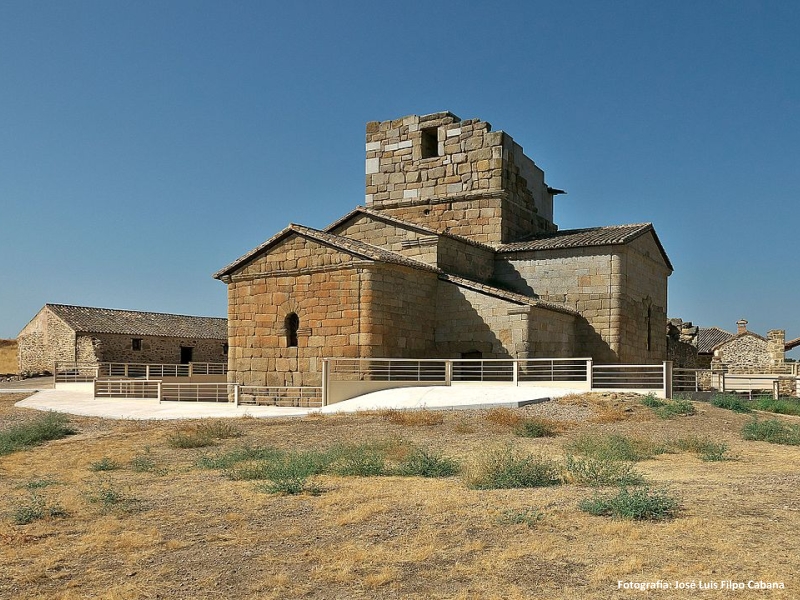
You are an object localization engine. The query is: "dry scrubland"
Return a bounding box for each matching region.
[0,339,17,374]
[1,391,799,599]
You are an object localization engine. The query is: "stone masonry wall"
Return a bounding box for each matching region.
[365,112,555,243]
[495,232,669,364]
[225,237,366,387]
[87,333,227,364]
[331,212,494,282]
[713,334,775,374]
[363,265,439,358]
[616,235,669,363]
[494,248,620,362]
[434,281,577,358]
[17,308,77,374]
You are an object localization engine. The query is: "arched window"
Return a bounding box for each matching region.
[285,313,299,347]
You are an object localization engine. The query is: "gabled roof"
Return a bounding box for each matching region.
[710,330,768,352]
[213,223,441,280]
[45,304,227,339]
[439,274,579,316]
[325,206,495,251]
[696,327,734,354]
[786,337,800,351]
[497,223,673,271]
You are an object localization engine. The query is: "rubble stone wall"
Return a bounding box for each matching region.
[17,308,76,373]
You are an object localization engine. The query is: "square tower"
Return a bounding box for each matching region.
[364,112,558,244]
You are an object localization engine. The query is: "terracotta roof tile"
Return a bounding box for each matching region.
[213,224,440,279]
[696,327,734,354]
[46,304,227,339]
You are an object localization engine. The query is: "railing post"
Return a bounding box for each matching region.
[720,372,726,393]
[321,359,329,407]
[513,360,519,386]
[586,359,594,391]
[445,360,452,386]
[189,362,194,378]
[663,361,673,399]
[234,384,239,406]
[146,364,151,381]
[157,381,162,403]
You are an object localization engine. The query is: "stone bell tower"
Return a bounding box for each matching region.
[364,111,559,245]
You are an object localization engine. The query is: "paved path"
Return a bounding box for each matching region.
[13,385,583,421]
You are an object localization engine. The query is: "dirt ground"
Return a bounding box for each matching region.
[1,392,799,599]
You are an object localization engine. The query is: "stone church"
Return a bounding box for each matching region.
[214,112,673,387]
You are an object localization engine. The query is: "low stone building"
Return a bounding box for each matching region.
[214,111,674,388]
[710,319,794,374]
[17,304,228,374]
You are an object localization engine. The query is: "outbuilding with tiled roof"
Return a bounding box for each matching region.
[17,304,227,374]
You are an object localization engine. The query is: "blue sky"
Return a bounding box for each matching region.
[1,1,798,356]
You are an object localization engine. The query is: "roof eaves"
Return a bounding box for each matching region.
[439,274,579,316]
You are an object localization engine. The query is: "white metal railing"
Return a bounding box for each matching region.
[323,357,671,405]
[329,359,447,382]
[54,363,99,383]
[56,361,227,381]
[591,364,664,389]
[161,383,232,403]
[239,386,322,408]
[95,379,161,399]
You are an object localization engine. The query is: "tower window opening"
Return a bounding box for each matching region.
[285,313,300,347]
[420,127,439,159]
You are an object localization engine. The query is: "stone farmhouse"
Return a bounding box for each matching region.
[707,320,798,374]
[18,304,228,374]
[214,111,674,388]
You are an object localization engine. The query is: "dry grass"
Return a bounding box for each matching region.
[0,339,17,375]
[377,408,445,427]
[484,406,523,428]
[1,393,799,598]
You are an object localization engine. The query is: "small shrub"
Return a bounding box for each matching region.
[711,393,752,413]
[130,448,165,474]
[514,418,559,438]
[167,431,215,449]
[579,486,679,521]
[254,451,330,495]
[465,445,561,490]
[329,443,387,477]
[673,436,732,461]
[11,493,69,525]
[564,454,644,487]
[227,449,330,483]
[741,419,800,446]
[752,397,800,416]
[565,434,666,462]
[23,478,59,490]
[0,412,76,456]
[498,507,544,528]
[394,446,460,478]
[85,479,140,513]
[640,394,666,408]
[379,409,444,427]
[89,457,120,472]
[198,446,284,470]
[196,420,244,440]
[485,407,523,428]
[655,399,696,419]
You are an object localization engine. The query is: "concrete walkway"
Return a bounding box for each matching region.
[12,385,583,421]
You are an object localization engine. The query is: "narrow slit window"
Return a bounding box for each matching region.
[646,304,652,351]
[285,313,300,347]
[420,127,439,159]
